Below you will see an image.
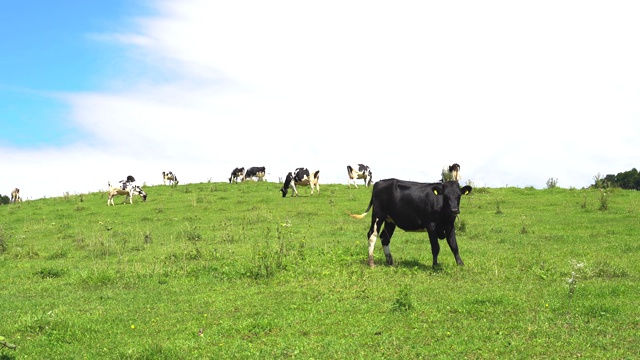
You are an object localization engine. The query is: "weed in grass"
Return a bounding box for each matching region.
[0,226,7,253]
[495,200,504,215]
[598,188,609,211]
[519,216,530,234]
[34,266,66,279]
[392,284,414,312]
[182,223,203,242]
[566,260,585,324]
[456,217,467,233]
[46,249,69,260]
[246,227,294,279]
[590,261,629,279]
[143,230,152,244]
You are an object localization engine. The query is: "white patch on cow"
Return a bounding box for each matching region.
[382,245,391,258]
[368,219,379,257]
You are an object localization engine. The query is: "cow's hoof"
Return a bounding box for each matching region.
[368,255,375,268]
[385,254,394,266]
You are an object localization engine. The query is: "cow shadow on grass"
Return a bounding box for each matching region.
[391,259,434,272]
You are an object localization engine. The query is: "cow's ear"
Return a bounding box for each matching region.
[432,185,443,195]
[462,185,473,195]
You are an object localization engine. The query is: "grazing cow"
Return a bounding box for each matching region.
[280,168,320,197]
[119,175,136,190]
[347,164,373,188]
[243,166,266,182]
[441,163,461,182]
[162,171,179,186]
[228,167,245,184]
[107,181,147,206]
[350,179,472,268]
[10,188,21,203]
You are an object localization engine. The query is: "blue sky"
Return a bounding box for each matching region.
[2,1,640,199]
[1,1,145,147]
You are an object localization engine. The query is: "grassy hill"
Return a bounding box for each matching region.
[1,181,638,359]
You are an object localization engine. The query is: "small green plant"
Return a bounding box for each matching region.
[392,284,413,312]
[0,226,7,253]
[546,178,558,189]
[519,216,529,234]
[566,260,585,324]
[495,200,504,215]
[456,218,467,233]
[144,230,152,244]
[598,188,609,211]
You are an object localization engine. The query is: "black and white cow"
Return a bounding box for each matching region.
[243,166,266,182]
[441,163,461,182]
[350,179,472,268]
[10,188,21,203]
[280,168,320,197]
[119,175,136,190]
[107,181,147,205]
[347,164,373,188]
[228,167,245,183]
[162,171,179,186]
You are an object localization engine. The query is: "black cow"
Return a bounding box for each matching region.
[280,168,320,197]
[243,166,266,182]
[350,179,472,268]
[347,164,373,188]
[228,167,245,183]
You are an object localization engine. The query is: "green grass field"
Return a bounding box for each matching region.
[1,181,638,359]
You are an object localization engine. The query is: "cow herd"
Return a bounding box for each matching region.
[8,163,471,268]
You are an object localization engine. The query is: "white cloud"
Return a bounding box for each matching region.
[3,0,640,199]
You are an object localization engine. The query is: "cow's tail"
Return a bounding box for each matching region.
[348,196,373,219]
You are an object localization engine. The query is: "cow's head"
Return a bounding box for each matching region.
[366,170,373,186]
[132,186,148,201]
[432,182,472,216]
[280,172,293,197]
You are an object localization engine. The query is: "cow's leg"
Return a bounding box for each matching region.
[380,221,396,266]
[291,184,299,197]
[427,229,441,268]
[445,226,464,266]
[367,218,382,268]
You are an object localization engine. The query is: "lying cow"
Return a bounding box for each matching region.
[10,188,21,203]
[350,179,472,268]
[162,171,179,186]
[243,166,266,182]
[280,168,320,197]
[107,181,147,206]
[347,164,373,188]
[229,167,245,183]
[441,163,461,182]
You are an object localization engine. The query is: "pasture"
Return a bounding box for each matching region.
[0,181,638,359]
